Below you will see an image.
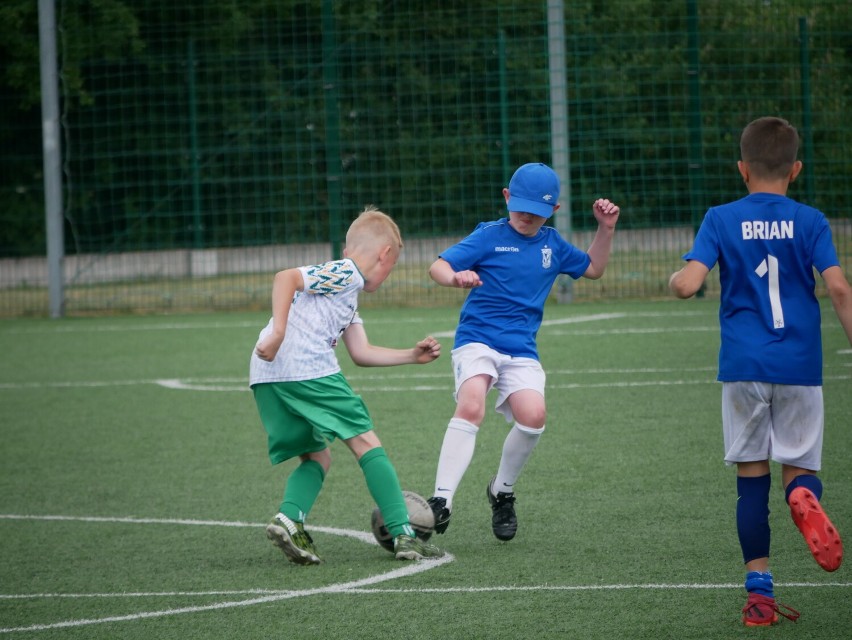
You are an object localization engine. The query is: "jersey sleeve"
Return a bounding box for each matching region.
[439,223,488,271]
[556,235,591,278]
[298,260,359,295]
[811,213,841,273]
[683,209,720,270]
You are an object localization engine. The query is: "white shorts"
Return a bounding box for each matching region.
[722,381,823,470]
[451,342,545,423]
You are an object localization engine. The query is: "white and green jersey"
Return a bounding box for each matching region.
[250,258,364,384]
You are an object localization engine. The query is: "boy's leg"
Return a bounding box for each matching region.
[736,467,793,626]
[253,382,332,566]
[280,456,327,523]
[432,418,479,505]
[736,467,772,570]
[493,421,544,495]
[784,471,843,572]
[428,371,491,534]
[486,384,546,541]
[427,417,479,535]
[773,386,841,571]
[267,452,328,566]
[357,445,444,560]
[485,422,542,542]
[358,446,413,538]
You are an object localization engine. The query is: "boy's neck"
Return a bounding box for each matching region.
[345,252,367,273]
[738,159,800,197]
[745,179,789,197]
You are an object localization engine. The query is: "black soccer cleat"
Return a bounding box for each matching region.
[486,477,517,541]
[427,496,452,534]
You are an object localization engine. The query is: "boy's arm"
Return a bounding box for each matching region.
[342,323,441,366]
[669,260,710,298]
[822,265,852,345]
[429,258,482,289]
[254,268,304,361]
[583,198,620,280]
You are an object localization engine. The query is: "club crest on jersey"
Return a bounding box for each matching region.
[541,246,552,269]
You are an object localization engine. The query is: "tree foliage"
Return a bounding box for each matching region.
[0,0,849,258]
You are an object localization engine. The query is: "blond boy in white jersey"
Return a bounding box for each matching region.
[250,206,444,563]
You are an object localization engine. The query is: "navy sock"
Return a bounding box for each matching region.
[745,571,774,597]
[784,474,823,504]
[737,474,771,564]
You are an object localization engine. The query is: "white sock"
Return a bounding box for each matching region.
[493,423,544,495]
[433,418,479,509]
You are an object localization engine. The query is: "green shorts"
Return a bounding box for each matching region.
[252,373,373,464]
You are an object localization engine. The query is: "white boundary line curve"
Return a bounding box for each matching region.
[0,513,452,634]
[2,514,850,634]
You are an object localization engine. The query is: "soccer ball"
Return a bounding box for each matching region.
[371,490,436,552]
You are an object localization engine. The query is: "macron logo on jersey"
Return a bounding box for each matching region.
[741,220,793,240]
[495,246,520,252]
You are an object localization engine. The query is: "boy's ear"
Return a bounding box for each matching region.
[378,244,394,262]
[737,160,749,183]
[789,160,803,183]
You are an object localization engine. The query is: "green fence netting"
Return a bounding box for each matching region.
[1,0,850,316]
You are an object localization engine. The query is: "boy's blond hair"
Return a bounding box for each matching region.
[345,205,403,254]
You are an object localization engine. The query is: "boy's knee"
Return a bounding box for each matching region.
[513,406,546,428]
[454,401,486,425]
[303,449,332,473]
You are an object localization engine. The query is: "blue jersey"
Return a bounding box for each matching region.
[685,193,839,385]
[440,218,590,359]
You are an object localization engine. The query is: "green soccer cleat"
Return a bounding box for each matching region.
[393,534,445,561]
[266,513,322,565]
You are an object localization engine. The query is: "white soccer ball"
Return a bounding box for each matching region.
[371,490,436,552]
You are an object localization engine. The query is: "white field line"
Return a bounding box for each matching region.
[1,315,467,334]
[4,370,851,393]
[1,513,848,634]
[4,581,850,601]
[3,308,847,337]
[0,514,450,634]
[1,308,846,392]
[0,513,375,544]
[0,564,454,634]
[0,311,634,335]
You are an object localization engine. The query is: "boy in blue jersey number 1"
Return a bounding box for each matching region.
[670,117,852,626]
[425,162,620,541]
[250,206,444,564]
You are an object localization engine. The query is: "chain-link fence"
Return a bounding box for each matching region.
[1,1,849,316]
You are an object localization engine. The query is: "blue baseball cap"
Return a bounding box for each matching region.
[507,163,560,218]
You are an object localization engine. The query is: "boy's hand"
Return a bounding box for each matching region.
[255,334,284,362]
[453,270,483,289]
[593,198,620,229]
[413,336,441,363]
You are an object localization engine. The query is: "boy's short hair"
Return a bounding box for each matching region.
[346,205,403,254]
[740,116,800,180]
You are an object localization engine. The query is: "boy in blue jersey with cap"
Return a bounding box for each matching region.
[670,116,852,626]
[426,162,620,541]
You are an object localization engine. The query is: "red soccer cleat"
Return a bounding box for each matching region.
[789,486,844,572]
[742,593,800,627]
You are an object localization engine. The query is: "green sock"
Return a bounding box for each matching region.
[359,447,413,539]
[280,459,325,522]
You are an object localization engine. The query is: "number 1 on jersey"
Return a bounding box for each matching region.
[755,255,784,329]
